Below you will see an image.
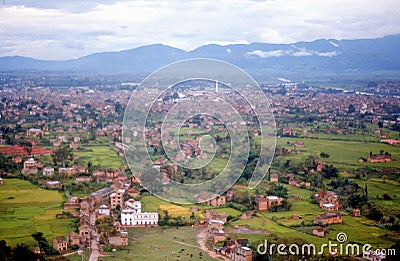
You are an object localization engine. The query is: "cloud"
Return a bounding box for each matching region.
[292,51,313,57]
[317,51,338,57]
[0,0,399,59]
[247,50,289,58]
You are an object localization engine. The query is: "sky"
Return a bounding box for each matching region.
[0,0,399,60]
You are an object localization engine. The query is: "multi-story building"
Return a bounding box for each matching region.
[110,189,125,209]
[121,200,158,227]
[255,195,283,211]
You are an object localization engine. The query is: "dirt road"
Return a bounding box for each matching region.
[196,227,229,261]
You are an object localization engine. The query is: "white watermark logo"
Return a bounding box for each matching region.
[123,59,276,204]
[257,232,395,257]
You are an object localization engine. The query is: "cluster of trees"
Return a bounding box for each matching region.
[0,232,59,261]
[0,240,45,261]
[0,155,19,174]
[158,210,188,227]
[31,232,58,256]
[95,216,118,242]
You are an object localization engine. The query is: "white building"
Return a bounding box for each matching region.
[96,204,111,216]
[121,200,158,227]
[43,167,55,177]
[124,199,141,213]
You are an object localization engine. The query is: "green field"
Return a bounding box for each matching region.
[0,179,72,246]
[275,137,400,170]
[352,178,400,217]
[75,145,124,169]
[102,227,215,261]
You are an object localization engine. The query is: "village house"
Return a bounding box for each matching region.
[42,167,54,177]
[22,158,38,174]
[75,177,91,184]
[255,195,283,211]
[225,189,236,201]
[26,128,43,137]
[52,236,68,252]
[69,142,79,150]
[234,246,253,261]
[207,195,226,207]
[288,177,311,188]
[71,164,88,174]
[288,214,302,220]
[354,209,361,217]
[363,250,386,261]
[367,154,392,163]
[67,232,82,247]
[107,231,129,247]
[90,187,114,204]
[58,167,75,176]
[64,196,81,210]
[80,198,92,216]
[96,204,111,217]
[0,177,3,185]
[110,189,125,209]
[314,212,342,225]
[78,223,91,241]
[206,210,227,223]
[105,168,120,182]
[207,219,226,243]
[270,174,279,182]
[125,199,141,213]
[312,227,327,237]
[314,191,341,211]
[46,180,61,189]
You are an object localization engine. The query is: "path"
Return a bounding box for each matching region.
[196,227,229,261]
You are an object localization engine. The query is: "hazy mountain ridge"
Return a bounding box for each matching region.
[1,35,400,77]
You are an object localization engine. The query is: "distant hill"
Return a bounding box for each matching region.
[1,35,400,79]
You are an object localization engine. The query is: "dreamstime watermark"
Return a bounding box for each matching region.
[257,232,396,257]
[123,59,276,204]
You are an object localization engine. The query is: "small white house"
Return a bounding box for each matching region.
[43,167,55,177]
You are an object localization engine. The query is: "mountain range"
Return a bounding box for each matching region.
[1,35,400,79]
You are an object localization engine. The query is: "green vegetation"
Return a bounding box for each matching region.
[275,137,400,170]
[0,179,73,246]
[75,145,123,169]
[102,227,215,261]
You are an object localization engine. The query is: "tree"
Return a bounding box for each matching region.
[95,216,116,239]
[31,232,58,255]
[20,140,33,156]
[13,244,43,261]
[0,155,18,174]
[348,104,356,114]
[268,184,288,198]
[0,240,12,260]
[52,147,73,167]
[322,164,338,179]
[320,152,330,158]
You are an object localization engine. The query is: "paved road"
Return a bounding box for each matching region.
[88,224,99,261]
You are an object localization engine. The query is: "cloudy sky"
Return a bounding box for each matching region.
[1,0,399,60]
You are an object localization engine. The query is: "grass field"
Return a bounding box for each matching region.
[352,178,400,217]
[75,145,124,169]
[102,227,215,261]
[274,137,400,170]
[0,179,72,246]
[141,194,175,212]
